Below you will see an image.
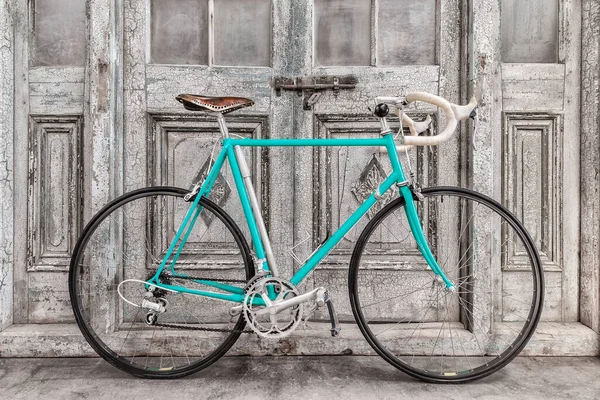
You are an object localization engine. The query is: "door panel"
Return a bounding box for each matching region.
[13,0,108,323]
[314,0,372,66]
[501,0,559,63]
[150,0,209,65]
[290,0,463,321]
[471,0,580,332]
[213,0,272,66]
[498,0,579,322]
[32,0,86,66]
[123,0,297,312]
[378,0,437,65]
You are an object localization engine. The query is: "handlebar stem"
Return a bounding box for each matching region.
[379,116,394,136]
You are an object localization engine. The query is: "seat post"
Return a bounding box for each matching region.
[215,113,230,139]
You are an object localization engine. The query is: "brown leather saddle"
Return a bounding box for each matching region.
[176,94,254,114]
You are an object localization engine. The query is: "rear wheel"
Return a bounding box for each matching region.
[69,187,253,378]
[349,186,544,383]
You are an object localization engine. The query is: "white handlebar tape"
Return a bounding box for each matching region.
[402,113,432,136]
[403,92,456,146]
[376,93,478,153]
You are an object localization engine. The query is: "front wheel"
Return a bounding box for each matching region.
[69,187,253,378]
[349,186,544,383]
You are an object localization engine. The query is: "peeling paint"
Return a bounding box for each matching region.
[0,0,14,331]
[1,0,599,356]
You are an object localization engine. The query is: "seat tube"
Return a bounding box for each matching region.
[216,114,279,277]
[232,145,279,277]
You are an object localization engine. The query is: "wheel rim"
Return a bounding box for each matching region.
[350,187,543,381]
[70,188,251,377]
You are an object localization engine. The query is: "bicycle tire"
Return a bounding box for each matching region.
[348,186,544,383]
[69,187,253,378]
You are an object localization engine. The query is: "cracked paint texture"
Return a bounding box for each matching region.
[0,0,14,331]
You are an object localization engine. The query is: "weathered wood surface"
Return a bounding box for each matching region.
[27,116,82,272]
[502,113,562,272]
[474,0,583,328]
[13,0,32,324]
[27,272,73,323]
[146,66,272,113]
[560,0,583,324]
[580,0,600,333]
[0,0,15,332]
[28,69,85,118]
[501,64,565,111]
[1,0,599,355]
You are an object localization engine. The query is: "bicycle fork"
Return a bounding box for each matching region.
[399,184,456,291]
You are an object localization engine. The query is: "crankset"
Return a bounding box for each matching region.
[242,277,341,339]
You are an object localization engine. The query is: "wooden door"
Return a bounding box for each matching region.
[6,0,596,357]
[121,0,301,308]
[287,0,464,324]
[12,0,112,324]
[472,0,594,353]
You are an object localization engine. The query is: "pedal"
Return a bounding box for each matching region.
[324,291,341,337]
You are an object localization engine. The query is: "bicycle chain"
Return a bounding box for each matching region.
[151,321,253,334]
[150,274,252,333]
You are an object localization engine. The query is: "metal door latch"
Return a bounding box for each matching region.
[273,75,358,110]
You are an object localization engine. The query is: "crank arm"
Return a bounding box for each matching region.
[254,287,326,317]
[324,292,341,337]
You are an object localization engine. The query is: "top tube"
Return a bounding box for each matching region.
[228,138,391,147]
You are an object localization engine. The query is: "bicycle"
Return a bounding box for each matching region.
[69,92,544,383]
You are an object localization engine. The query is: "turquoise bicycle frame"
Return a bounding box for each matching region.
[148,132,454,305]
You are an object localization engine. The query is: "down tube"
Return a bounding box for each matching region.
[290,173,400,286]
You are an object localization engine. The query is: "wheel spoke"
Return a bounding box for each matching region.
[71,190,250,377]
[352,188,542,382]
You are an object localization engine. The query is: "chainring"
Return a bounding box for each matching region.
[242,277,303,339]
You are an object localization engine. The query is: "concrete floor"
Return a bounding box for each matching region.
[0,356,598,400]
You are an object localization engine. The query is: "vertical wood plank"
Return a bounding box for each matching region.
[0,0,15,331]
[437,0,462,187]
[470,0,502,334]
[13,0,31,324]
[81,0,123,331]
[559,0,581,322]
[271,0,296,281]
[84,0,122,216]
[124,0,148,192]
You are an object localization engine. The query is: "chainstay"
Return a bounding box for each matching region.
[154,274,251,333]
[167,274,247,284]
